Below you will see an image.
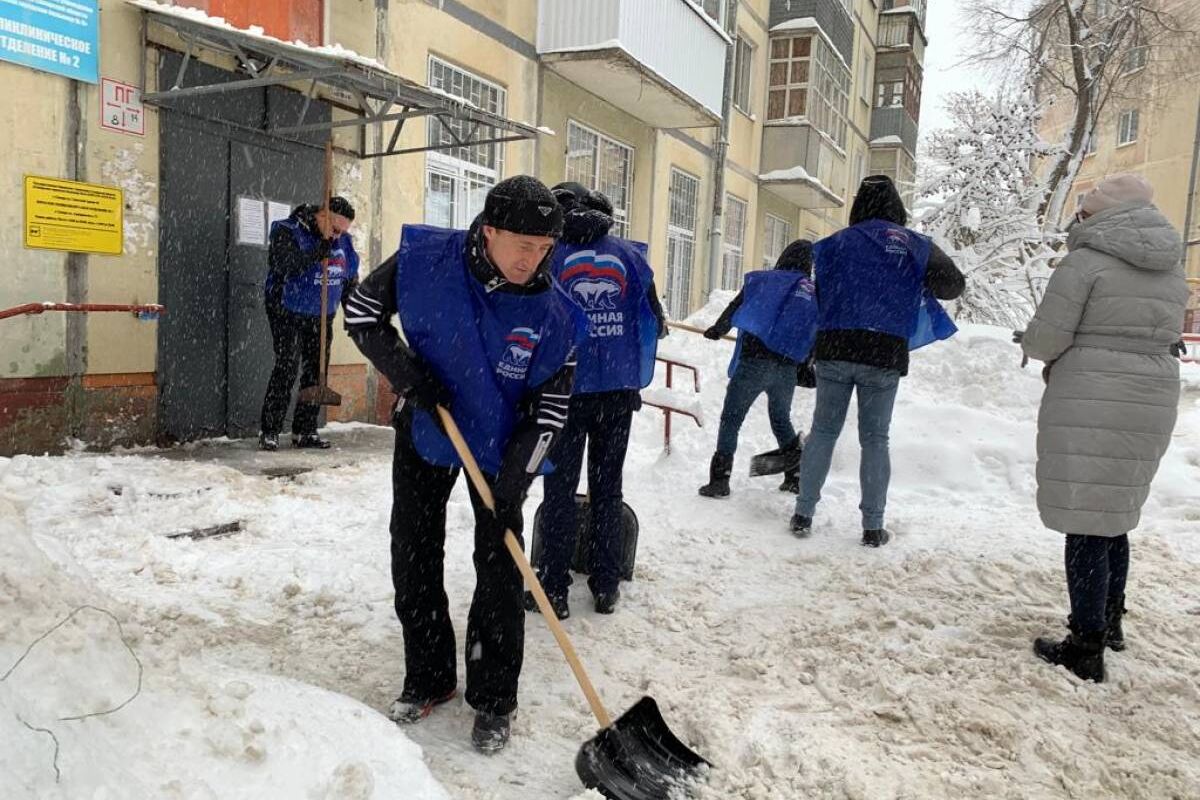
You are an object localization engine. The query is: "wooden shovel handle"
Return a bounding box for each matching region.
[435,406,613,729]
[317,141,333,385]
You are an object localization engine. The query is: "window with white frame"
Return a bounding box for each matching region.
[733,35,754,114]
[721,194,748,290]
[1085,130,1098,155]
[767,33,850,147]
[666,168,700,319]
[565,121,635,238]
[763,213,791,269]
[1118,109,1140,146]
[425,57,507,227]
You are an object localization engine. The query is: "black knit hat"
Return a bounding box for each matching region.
[482,175,563,237]
[328,196,356,220]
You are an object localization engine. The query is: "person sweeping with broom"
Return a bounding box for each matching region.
[698,239,818,498]
[342,176,587,753]
[259,194,358,451]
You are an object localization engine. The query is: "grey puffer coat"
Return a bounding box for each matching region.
[1022,201,1189,536]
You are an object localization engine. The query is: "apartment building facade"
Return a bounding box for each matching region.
[0,0,931,454]
[1037,0,1200,329]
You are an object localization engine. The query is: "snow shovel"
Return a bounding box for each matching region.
[748,441,803,478]
[435,407,711,799]
[529,494,639,582]
[297,140,342,407]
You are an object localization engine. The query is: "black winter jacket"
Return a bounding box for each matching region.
[813,242,965,375]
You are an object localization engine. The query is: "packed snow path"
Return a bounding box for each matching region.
[3,323,1199,799]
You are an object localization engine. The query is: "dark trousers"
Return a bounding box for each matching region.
[537,392,635,598]
[1065,534,1130,632]
[715,357,798,457]
[260,305,332,436]
[390,415,525,715]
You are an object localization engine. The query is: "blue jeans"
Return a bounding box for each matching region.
[715,357,799,457]
[537,392,635,597]
[794,360,901,530]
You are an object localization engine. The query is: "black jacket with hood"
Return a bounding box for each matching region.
[708,239,814,366]
[813,176,965,375]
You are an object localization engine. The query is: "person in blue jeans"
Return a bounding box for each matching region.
[792,176,965,546]
[528,183,666,619]
[699,240,818,498]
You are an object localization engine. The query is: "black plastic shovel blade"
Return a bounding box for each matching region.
[748,445,802,477]
[576,696,711,800]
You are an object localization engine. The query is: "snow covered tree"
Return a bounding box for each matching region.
[916,87,1059,327]
[963,0,1198,227]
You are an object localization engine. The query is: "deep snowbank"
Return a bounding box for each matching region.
[1,314,1198,799]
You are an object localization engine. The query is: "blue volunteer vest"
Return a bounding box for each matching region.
[813,219,956,351]
[268,218,360,317]
[550,235,659,394]
[394,225,586,475]
[728,270,818,376]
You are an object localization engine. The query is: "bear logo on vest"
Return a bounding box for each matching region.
[498,327,540,380]
[561,251,628,338]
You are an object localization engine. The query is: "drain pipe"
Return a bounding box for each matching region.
[1184,94,1200,269]
[705,0,739,299]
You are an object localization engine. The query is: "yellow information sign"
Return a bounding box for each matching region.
[24,176,124,255]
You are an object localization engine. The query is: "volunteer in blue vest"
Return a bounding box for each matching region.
[698,240,819,498]
[259,197,359,451]
[341,176,585,754]
[525,182,666,620]
[791,175,965,546]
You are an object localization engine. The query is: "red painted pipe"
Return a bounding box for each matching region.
[0,303,165,322]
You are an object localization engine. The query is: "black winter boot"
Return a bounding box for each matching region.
[778,468,799,494]
[471,710,512,753]
[524,589,569,620]
[861,529,891,547]
[1034,626,1106,682]
[698,453,733,498]
[1106,594,1126,651]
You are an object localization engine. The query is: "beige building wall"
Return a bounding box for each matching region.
[1,65,70,379]
[1038,2,1200,290]
[1,0,934,450]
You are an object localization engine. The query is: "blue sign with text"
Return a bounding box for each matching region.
[0,0,99,84]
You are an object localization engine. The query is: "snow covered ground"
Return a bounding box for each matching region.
[3,317,1199,799]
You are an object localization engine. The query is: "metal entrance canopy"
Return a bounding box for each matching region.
[130,0,541,158]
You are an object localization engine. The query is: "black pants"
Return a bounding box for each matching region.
[260,305,332,436]
[1065,533,1130,632]
[390,413,525,715]
[537,392,635,598]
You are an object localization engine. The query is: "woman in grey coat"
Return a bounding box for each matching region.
[1020,173,1189,682]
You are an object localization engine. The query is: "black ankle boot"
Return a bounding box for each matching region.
[1034,626,1106,682]
[778,468,799,493]
[698,452,733,498]
[1105,594,1126,651]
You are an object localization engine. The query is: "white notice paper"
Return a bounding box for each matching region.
[268,201,292,229]
[237,197,266,246]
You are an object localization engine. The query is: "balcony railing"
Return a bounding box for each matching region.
[537,0,726,127]
[869,106,919,155]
